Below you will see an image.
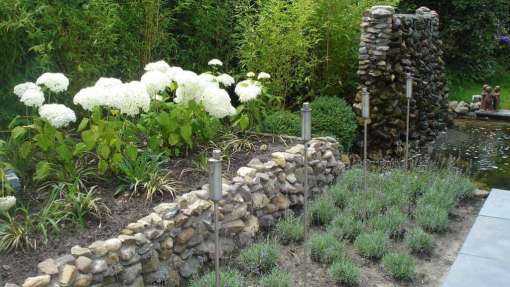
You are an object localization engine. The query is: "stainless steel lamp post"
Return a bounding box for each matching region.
[405,73,413,170]
[301,103,312,287]
[362,88,370,193]
[209,150,222,287]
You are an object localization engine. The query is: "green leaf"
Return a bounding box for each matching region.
[168,133,180,146]
[180,124,193,146]
[19,141,32,159]
[112,153,123,168]
[239,115,250,131]
[126,144,138,162]
[35,133,52,151]
[78,118,89,132]
[10,126,27,141]
[74,143,89,155]
[97,142,111,159]
[56,144,73,162]
[98,159,108,174]
[82,129,98,149]
[34,161,52,181]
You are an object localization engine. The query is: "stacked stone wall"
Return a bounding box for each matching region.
[355,6,449,159]
[9,137,343,287]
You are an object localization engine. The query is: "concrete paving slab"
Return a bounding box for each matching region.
[480,189,510,220]
[460,215,510,262]
[443,254,510,287]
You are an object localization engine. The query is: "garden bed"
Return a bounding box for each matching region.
[0,134,298,285]
[189,168,486,287]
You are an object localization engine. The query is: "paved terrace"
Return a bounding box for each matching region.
[443,189,510,287]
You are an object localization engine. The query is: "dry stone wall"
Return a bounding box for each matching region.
[355,6,450,159]
[9,137,343,287]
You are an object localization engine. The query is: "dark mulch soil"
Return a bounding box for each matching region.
[0,135,298,285]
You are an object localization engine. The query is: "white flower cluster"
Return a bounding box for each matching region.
[203,87,237,119]
[13,82,45,108]
[235,79,262,102]
[216,74,235,87]
[36,73,69,93]
[74,78,151,116]
[0,196,16,212]
[20,88,45,108]
[208,59,223,66]
[39,104,76,128]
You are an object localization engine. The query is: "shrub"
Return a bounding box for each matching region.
[354,231,389,260]
[329,259,360,286]
[327,214,364,242]
[310,96,356,150]
[406,228,434,255]
[238,0,319,106]
[382,253,416,281]
[327,184,350,209]
[258,268,291,287]
[415,204,449,233]
[346,193,384,221]
[368,207,407,239]
[259,110,301,136]
[309,233,345,264]
[275,214,304,244]
[238,242,279,274]
[310,195,339,225]
[189,270,243,287]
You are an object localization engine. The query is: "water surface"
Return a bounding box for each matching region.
[431,119,510,190]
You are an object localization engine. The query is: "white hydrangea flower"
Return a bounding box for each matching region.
[258,72,271,80]
[208,59,223,66]
[166,66,184,82]
[39,104,76,128]
[13,82,39,98]
[20,88,45,108]
[199,73,217,83]
[73,86,108,111]
[235,79,262,102]
[144,60,171,73]
[246,72,256,78]
[216,74,235,87]
[141,71,172,98]
[174,71,217,104]
[95,77,122,89]
[0,196,16,212]
[108,81,151,116]
[36,73,69,93]
[202,87,237,119]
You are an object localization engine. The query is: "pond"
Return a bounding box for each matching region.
[431,118,510,190]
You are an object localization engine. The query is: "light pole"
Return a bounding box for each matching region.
[209,150,222,287]
[405,73,413,170]
[301,102,312,287]
[362,88,370,193]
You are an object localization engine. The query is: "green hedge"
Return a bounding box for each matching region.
[259,110,301,137]
[311,96,356,150]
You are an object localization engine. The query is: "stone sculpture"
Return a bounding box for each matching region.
[481,85,494,111]
[493,86,501,111]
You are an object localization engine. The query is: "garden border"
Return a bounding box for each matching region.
[8,137,344,287]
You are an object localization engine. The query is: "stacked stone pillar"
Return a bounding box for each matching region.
[355,6,449,160]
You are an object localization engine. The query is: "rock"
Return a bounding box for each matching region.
[179,257,200,278]
[176,228,194,245]
[71,246,92,257]
[89,241,109,256]
[223,204,247,222]
[142,253,160,273]
[286,173,297,184]
[153,202,179,217]
[74,273,93,287]
[75,256,93,273]
[259,215,275,227]
[119,245,137,261]
[251,193,270,209]
[237,167,257,178]
[474,189,490,198]
[272,194,290,210]
[22,275,51,287]
[144,266,169,284]
[59,265,77,286]
[126,276,144,287]
[121,263,142,284]
[247,158,266,170]
[454,101,469,114]
[259,144,268,151]
[104,238,122,252]
[286,144,304,155]
[37,259,59,275]
[271,152,287,167]
[181,199,211,216]
[243,216,259,236]
[222,219,245,233]
[91,259,108,274]
[4,284,20,287]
